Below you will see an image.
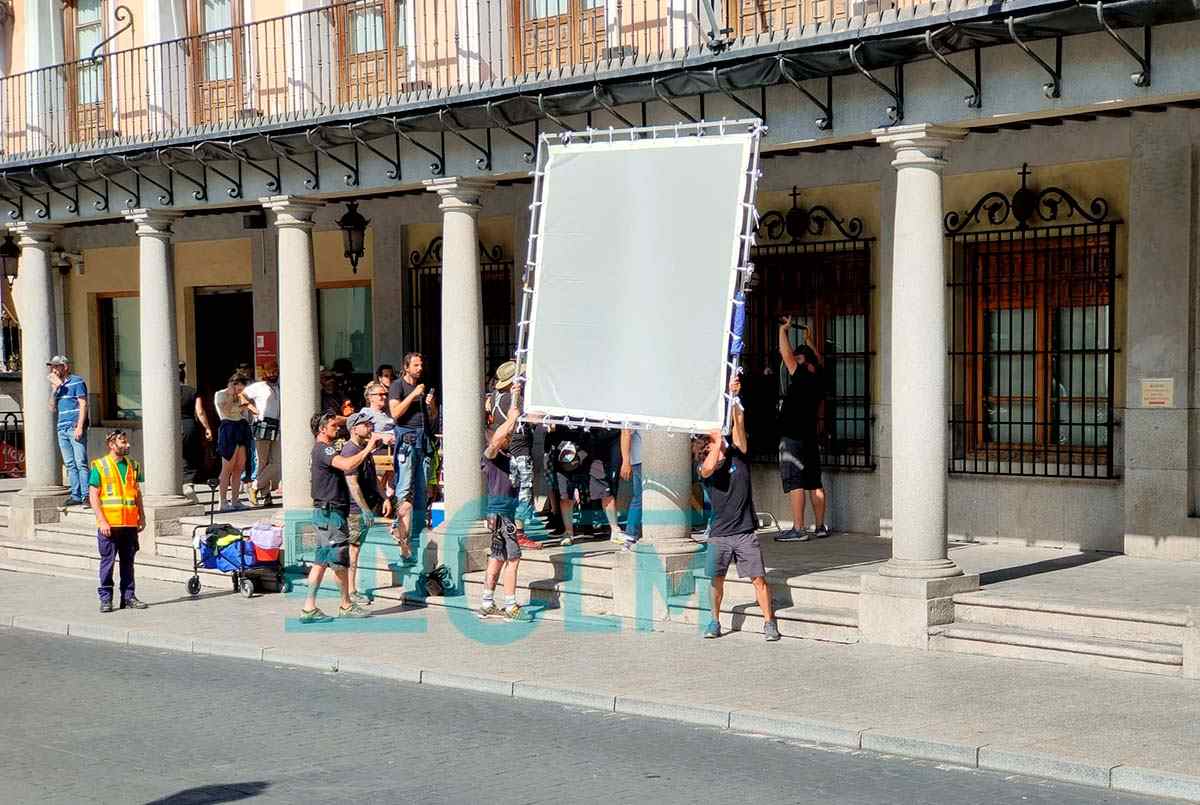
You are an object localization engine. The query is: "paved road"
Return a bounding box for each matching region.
[0,631,1167,805]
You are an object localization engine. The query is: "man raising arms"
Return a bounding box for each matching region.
[478,386,529,621]
[700,375,780,642]
[775,316,829,541]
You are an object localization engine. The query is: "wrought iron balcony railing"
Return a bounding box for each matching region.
[0,0,918,163]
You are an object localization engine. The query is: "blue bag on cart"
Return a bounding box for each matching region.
[198,527,258,572]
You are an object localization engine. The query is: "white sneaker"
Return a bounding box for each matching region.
[560,535,574,546]
[609,533,625,545]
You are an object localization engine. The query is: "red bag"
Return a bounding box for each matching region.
[253,545,280,563]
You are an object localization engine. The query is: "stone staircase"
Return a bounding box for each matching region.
[930,591,1189,676]
[667,564,860,642]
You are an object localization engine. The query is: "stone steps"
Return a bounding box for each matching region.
[951,592,1190,645]
[0,535,233,591]
[930,622,1184,676]
[666,592,860,642]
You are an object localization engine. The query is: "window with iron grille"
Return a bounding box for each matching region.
[406,236,515,392]
[946,164,1119,478]
[744,192,874,469]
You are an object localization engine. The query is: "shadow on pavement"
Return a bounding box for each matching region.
[143,781,270,804]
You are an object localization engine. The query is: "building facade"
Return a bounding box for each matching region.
[2,0,1200,652]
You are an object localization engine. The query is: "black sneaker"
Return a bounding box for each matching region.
[815,525,831,539]
[120,597,148,610]
[64,497,83,507]
[99,600,113,613]
[774,529,810,543]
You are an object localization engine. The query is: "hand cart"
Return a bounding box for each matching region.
[185,478,286,598]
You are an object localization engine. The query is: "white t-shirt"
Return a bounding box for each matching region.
[628,430,642,466]
[243,381,280,421]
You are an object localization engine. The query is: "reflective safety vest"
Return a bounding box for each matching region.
[92,455,140,527]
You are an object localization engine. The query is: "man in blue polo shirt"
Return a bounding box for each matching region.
[48,355,89,506]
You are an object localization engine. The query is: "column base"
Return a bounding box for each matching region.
[143,498,204,558]
[877,557,966,579]
[430,518,492,576]
[614,539,705,624]
[858,572,980,649]
[1185,608,1199,680]
[8,485,69,539]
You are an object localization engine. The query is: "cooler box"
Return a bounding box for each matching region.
[430,501,445,529]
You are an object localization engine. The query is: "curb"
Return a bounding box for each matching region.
[7,616,1200,803]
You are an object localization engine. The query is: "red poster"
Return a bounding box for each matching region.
[255,331,278,374]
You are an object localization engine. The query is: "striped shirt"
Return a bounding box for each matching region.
[55,374,87,432]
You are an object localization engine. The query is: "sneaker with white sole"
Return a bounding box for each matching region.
[338,603,371,619]
[299,608,333,624]
[502,604,529,622]
[815,524,831,539]
[774,528,810,543]
[763,621,781,642]
[703,620,722,639]
[477,601,501,619]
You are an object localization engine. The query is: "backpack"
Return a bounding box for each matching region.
[419,564,455,598]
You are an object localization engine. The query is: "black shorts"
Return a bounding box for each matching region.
[706,531,766,579]
[779,436,822,493]
[556,461,610,502]
[217,420,251,461]
[488,515,521,562]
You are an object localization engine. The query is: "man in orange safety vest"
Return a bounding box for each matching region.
[88,429,147,613]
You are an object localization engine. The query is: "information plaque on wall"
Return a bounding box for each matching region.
[1141,378,1174,408]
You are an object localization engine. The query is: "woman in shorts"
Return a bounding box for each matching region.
[213,373,256,512]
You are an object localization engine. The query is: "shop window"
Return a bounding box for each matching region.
[318,285,373,375]
[98,296,141,420]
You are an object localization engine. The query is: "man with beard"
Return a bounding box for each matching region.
[388,352,438,560]
[88,430,147,612]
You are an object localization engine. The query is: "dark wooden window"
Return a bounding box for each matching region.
[513,0,607,74]
[188,0,246,125]
[64,0,109,142]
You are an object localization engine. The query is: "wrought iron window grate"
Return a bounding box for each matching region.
[746,192,874,469]
[946,164,1119,479]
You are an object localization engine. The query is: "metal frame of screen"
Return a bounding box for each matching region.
[513,118,764,434]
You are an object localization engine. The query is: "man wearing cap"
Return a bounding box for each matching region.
[48,355,89,506]
[487,361,540,550]
[243,361,281,506]
[88,430,147,612]
[341,410,394,605]
[299,412,381,623]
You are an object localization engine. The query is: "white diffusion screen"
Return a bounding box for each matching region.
[523,125,759,432]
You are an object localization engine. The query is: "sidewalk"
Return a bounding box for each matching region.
[3,569,1199,802]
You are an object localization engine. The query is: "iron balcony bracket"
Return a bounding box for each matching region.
[306,128,359,187]
[389,118,444,176]
[592,84,636,128]
[924,28,981,109]
[90,5,133,60]
[651,76,699,124]
[120,156,173,206]
[91,160,140,209]
[848,43,903,124]
[1007,16,1062,99]
[711,68,766,122]
[33,167,79,215]
[156,148,207,202]
[266,135,319,190]
[62,162,109,211]
[778,57,832,131]
[535,93,576,133]
[486,100,535,164]
[347,123,401,181]
[1,173,49,219]
[0,176,24,220]
[221,139,280,193]
[191,144,243,199]
[439,107,491,171]
[1084,0,1150,87]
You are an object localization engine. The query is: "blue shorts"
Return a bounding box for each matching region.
[393,435,430,509]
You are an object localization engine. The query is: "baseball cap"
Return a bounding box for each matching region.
[46,355,70,366]
[346,411,372,429]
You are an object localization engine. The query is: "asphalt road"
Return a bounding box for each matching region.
[0,630,1169,805]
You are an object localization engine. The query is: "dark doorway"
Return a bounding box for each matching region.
[194,288,254,398]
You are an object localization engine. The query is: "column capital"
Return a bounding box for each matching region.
[259,195,323,228]
[873,124,967,169]
[423,177,496,212]
[124,208,184,238]
[6,221,61,247]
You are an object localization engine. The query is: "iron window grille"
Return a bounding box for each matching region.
[406,236,515,392]
[747,189,875,469]
[946,164,1119,479]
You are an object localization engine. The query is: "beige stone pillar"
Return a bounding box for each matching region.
[859,125,977,648]
[423,178,495,527]
[261,196,323,512]
[613,430,703,624]
[7,222,67,537]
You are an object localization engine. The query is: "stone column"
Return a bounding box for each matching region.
[859,124,977,648]
[126,210,187,504]
[423,178,494,528]
[8,222,67,537]
[261,196,323,512]
[613,430,703,624]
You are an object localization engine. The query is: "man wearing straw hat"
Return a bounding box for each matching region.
[488,360,541,550]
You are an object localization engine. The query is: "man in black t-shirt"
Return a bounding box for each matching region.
[299,412,383,624]
[487,361,540,550]
[477,387,529,622]
[341,411,395,606]
[699,375,780,642]
[387,352,438,557]
[775,317,829,542]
